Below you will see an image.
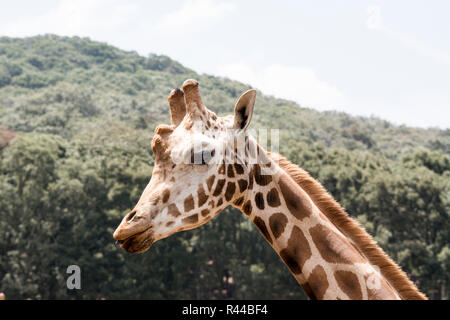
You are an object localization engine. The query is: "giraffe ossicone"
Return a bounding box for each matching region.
[113,79,427,300]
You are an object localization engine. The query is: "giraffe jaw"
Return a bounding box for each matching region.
[115,226,154,254]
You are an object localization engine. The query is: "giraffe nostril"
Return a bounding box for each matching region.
[126,210,137,222]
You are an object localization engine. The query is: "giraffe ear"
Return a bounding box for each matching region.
[233,89,256,131]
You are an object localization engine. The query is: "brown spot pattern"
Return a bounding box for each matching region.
[278,174,311,220]
[182,214,199,224]
[213,179,226,196]
[301,283,318,300]
[217,198,223,207]
[237,179,248,193]
[252,164,272,186]
[253,216,273,245]
[248,168,254,190]
[309,224,365,265]
[197,184,208,207]
[335,270,363,300]
[206,175,215,191]
[268,212,288,239]
[149,194,160,205]
[242,200,252,216]
[218,164,225,175]
[233,196,244,207]
[227,164,234,178]
[201,209,210,217]
[308,265,329,300]
[167,203,181,217]
[266,188,281,207]
[225,182,236,201]
[279,226,311,274]
[184,194,195,212]
[234,164,244,175]
[255,192,265,210]
[162,189,170,203]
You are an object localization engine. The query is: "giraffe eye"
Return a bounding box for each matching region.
[191,149,215,165]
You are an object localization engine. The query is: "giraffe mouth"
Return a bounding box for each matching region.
[115,226,154,254]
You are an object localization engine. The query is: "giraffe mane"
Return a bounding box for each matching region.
[267,152,427,300]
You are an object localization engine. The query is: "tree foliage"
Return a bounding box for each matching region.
[0,35,448,299]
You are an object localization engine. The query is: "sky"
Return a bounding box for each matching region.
[0,0,449,129]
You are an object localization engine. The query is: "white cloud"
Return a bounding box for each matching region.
[217,62,347,110]
[2,0,138,37]
[154,0,235,33]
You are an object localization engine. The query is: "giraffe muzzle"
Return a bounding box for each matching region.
[115,225,154,254]
[113,209,155,253]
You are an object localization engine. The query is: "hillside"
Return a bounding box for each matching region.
[0,35,448,300]
[0,35,449,156]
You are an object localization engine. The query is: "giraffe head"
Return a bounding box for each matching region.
[113,79,258,253]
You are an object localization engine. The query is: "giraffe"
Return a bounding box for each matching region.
[113,79,427,300]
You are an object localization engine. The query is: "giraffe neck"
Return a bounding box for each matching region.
[234,155,401,300]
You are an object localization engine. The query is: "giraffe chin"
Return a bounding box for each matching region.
[117,227,154,254]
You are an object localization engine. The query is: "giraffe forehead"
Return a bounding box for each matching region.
[168,127,228,164]
[185,113,232,135]
[155,113,233,156]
